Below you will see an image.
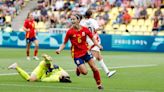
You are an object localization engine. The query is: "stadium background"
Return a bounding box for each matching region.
[0,0,164,52]
[0,0,164,92]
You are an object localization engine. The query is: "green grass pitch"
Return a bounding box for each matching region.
[0,48,164,92]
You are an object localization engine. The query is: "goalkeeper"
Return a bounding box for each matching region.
[8,54,71,83]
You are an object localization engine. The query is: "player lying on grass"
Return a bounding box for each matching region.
[8,54,71,83]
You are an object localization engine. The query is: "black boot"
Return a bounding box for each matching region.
[60,76,72,83]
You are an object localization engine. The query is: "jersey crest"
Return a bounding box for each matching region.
[82,32,85,36]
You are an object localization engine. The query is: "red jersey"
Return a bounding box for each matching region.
[64,26,93,58]
[24,19,36,39]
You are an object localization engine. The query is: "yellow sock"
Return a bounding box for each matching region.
[16,66,30,81]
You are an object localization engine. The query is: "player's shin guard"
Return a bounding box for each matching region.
[16,67,30,81]
[93,70,101,85]
[76,68,80,76]
[26,50,30,56]
[34,49,38,56]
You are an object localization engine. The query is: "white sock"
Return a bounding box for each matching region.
[98,59,109,74]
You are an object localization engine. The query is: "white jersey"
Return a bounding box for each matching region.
[80,18,99,33]
[80,18,101,51]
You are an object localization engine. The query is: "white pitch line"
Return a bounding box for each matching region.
[0,83,94,90]
[0,64,158,76]
[110,64,158,69]
[67,64,158,71]
[0,73,18,76]
[0,83,155,92]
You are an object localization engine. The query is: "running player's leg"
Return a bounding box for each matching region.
[87,59,103,89]
[83,51,103,89]
[97,52,116,77]
[74,58,88,75]
[26,39,31,60]
[92,50,110,74]
[92,49,116,77]
[33,38,39,60]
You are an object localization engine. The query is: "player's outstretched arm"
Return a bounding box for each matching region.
[56,43,66,54]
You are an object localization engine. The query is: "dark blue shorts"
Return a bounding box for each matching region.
[26,37,37,44]
[74,51,93,66]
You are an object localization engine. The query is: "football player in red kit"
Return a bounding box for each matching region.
[23,12,39,61]
[56,14,103,90]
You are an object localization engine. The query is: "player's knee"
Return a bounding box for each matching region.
[91,66,99,72]
[81,71,88,75]
[28,74,37,82]
[29,77,37,82]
